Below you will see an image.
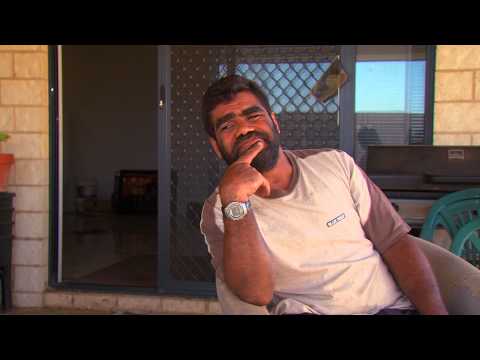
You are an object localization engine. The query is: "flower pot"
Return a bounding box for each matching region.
[0,154,14,192]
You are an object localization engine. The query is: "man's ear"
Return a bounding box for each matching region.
[271,112,281,134]
[208,137,224,160]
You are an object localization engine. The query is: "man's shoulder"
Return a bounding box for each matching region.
[289,148,353,164]
[203,188,221,213]
[289,148,333,159]
[287,148,356,182]
[200,189,223,235]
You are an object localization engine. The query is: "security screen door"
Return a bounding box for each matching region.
[158,45,344,295]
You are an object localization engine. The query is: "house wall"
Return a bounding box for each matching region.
[1,44,478,313]
[0,45,49,307]
[434,45,480,145]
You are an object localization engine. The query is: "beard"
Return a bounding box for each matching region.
[219,129,280,173]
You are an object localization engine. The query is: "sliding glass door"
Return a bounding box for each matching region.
[50,45,434,297]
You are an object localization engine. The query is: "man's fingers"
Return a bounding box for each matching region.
[236,140,265,165]
[262,178,271,197]
[256,177,271,198]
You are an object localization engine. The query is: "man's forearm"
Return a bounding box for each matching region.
[382,234,448,315]
[223,211,274,306]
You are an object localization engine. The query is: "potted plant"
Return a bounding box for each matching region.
[0,132,14,192]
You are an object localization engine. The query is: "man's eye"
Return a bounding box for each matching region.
[219,123,232,132]
[248,114,261,121]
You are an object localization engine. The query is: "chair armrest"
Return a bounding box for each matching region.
[413,236,480,314]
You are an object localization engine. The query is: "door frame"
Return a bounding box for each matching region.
[157,45,216,296]
[47,45,216,297]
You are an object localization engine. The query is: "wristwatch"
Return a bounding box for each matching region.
[222,200,251,221]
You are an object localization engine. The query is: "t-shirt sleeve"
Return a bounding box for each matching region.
[345,152,411,253]
[200,194,225,280]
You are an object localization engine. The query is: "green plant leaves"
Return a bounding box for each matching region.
[0,132,10,142]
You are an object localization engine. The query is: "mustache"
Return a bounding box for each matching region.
[233,132,270,155]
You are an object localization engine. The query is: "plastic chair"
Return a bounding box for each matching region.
[451,217,480,256]
[215,237,480,315]
[413,236,480,314]
[420,188,480,256]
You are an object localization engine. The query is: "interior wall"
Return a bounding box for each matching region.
[62,45,158,212]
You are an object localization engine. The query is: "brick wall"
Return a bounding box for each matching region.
[43,291,222,314]
[0,45,49,307]
[434,45,480,145]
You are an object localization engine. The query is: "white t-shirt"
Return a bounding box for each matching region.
[200,148,413,315]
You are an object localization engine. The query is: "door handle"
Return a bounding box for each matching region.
[159,85,166,109]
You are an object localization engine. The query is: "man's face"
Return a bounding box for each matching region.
[209,91,281,173]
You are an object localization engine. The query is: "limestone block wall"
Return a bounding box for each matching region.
[434,45,480,145]
[0,45,49,307]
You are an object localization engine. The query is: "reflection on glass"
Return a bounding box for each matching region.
[61,46,158,289]
[354,45,428,170]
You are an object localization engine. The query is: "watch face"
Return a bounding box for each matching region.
[230,205,244,218]
[225,202,248,220]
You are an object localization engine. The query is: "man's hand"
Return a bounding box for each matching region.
[219,140,271,206]
[219,140,274,306]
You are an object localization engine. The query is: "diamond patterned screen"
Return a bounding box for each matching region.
[169,46,340,284]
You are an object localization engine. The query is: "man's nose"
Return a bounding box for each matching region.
[234,117,255,137]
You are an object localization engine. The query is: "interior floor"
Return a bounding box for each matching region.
[61,210,214,288]
[62,211,158,288]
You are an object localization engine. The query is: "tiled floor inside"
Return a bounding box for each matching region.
[60,211,215,288]
[61,211,158,288]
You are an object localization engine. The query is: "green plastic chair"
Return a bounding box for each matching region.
[451,217,480,256]
[420,188,480,256]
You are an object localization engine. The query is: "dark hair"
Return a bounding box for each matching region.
[201,75,272,137]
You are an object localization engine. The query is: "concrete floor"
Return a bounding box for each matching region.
[2,307,117,315]
[2,306,209,315]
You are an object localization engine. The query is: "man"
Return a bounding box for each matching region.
[200,74,448,315]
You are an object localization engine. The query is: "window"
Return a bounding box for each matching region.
[217,46,342,150]
[228,62,336,114]
[353,45,432,169]
[355,60,425,113]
